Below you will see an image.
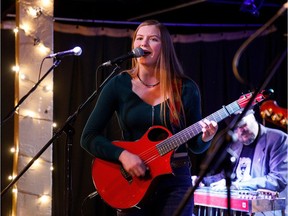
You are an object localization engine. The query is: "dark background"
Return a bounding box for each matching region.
[2,0,287,33]
[1,0,287,216]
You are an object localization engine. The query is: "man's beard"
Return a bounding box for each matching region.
[241,133,256,145]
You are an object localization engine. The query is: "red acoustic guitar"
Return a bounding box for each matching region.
[91,91,269,209]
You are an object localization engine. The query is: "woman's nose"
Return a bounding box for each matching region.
[140,39,148,47]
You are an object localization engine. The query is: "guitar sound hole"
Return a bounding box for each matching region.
[148,127,169,142]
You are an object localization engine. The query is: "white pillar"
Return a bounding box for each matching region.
[14,0,54,215]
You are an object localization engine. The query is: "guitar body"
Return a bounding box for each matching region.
[91,125,174,209]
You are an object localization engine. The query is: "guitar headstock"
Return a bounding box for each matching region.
[237,89,273,109]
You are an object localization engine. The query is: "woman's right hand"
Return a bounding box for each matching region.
[119,150,149,177]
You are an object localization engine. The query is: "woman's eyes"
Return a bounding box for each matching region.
[151,37,159,42]
[136,37,159,42]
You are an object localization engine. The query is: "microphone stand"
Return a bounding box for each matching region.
[221,144,237,216]
[64,123,75,216]
[1,59,62,126]
[173,128,237,216]
[1,64,121,216]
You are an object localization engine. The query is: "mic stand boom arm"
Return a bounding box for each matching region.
[1,59,62,126]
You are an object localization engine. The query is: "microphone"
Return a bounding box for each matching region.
[48,46,82,58]
[101,47,144,66]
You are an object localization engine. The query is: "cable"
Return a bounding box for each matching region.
[81,191,98,216]
[232,2,288,85]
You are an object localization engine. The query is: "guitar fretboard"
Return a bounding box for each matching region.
[156,101,240,155]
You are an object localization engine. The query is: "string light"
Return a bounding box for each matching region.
[19,72,29,81]
[12,65,20,73]
[41,0,53,8]
[19,22,33,35]
[38,194,51,204]
[12,187,18,194]
[8,175,15,180]
[42,84,53,92]
[13,27,19,34]
[27,6,42,18]
[10,147,18,153]
[31,158,41,169]
[36,42,50,54]
[22,110,37,118]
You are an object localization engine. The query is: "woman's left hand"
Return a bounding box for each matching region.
[199,119,218,142]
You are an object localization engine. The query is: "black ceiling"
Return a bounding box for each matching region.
[1,0,287,33]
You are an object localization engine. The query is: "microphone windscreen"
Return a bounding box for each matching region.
[132,47,144,57]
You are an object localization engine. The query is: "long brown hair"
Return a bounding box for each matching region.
[128,20,188,127]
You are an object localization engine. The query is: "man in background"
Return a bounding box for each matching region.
[192,109,288,215]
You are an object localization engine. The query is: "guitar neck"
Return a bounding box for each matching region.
[157,100,241,155]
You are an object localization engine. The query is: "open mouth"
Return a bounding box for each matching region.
[143,50,151,56]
